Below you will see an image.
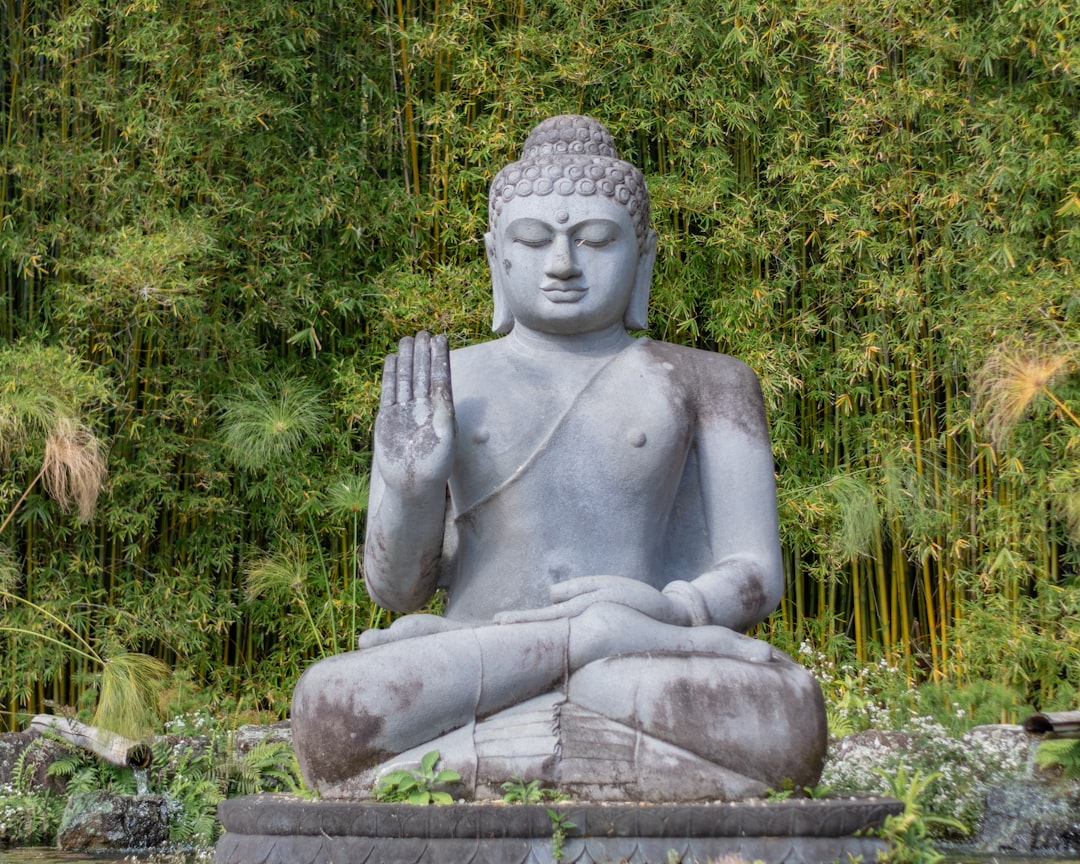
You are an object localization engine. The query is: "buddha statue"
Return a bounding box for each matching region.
[291,115,827,802]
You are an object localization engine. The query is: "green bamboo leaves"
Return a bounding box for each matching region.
[0,0,1077,727]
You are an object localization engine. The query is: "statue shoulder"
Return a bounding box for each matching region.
[639,339,768,439]
[639,338,762,387]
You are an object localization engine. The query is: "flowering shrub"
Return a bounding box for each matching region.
[822,716,1030,834]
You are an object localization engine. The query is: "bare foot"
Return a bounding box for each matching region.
[358,614,468,648]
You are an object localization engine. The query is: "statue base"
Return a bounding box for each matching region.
[214,794,903,864]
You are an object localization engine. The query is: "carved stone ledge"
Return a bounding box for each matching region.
[215,794,902,864]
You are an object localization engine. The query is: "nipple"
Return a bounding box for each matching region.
[473,429,490,445]
[627,430,647,448]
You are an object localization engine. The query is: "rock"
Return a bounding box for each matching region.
[56,790,169,850]
[154,733,212,773]
[974,780,1080,854]
[232,720,292,756]
[0,730,69,794]
[831,729,914,758]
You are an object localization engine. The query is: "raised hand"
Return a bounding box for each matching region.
[373,332,456,494]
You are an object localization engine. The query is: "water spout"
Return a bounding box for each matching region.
[30,715,152,769]
[1023,711,1080,740]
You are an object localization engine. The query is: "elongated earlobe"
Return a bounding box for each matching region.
[624,230,658,330]
[486,232,514,334]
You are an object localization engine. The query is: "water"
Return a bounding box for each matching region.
[0,853,130,863]
[0,852,204,863]
[1026,738,1042,777]
[948,858,1080,864]
[133,768,150,797]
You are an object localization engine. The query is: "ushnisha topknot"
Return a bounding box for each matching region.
[520,114,619,160]
[489,115,651,249]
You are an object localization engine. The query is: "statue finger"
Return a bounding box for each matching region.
[494,608,548,624]
[494,602,580,624]
[431,334,452,401]
[550,575,620,602]
[380,353,398,407]
[396,336,414,403]
[413,331,432,398]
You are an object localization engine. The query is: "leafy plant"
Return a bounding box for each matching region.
[46,745,137,795]
[0,592,168,739]
[0,786,63,846]
[152,732,305,844]
[217,374,329,473]
[0,736,66,845]
[546,808,577,863]
[764,781,795,801]
[1035,739,1080,780]
[374,750,460,805]
[875,766,967,864]
[501,775,566,804]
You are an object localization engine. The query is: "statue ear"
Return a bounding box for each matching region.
[486,231,514,334]
[624,229,657,330]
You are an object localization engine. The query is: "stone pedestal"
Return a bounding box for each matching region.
[215,794,902,864]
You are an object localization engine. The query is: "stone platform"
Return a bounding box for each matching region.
[214,794,903,864]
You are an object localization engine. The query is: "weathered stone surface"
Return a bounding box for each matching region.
[56,790,169,850]
[232,720,292,756]
[0,730,68,795]
[214,794,902,864]
[974,780,1080,854]
[291,113,828,804]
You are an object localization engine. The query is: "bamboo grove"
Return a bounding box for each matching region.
[1,0,1078,731]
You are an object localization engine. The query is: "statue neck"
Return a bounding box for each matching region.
[505,322,635,357]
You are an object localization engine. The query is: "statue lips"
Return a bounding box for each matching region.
[540,281,588,302]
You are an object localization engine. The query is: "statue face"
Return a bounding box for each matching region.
[486,193,647,337]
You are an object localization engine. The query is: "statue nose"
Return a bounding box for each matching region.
[545,235,582,280]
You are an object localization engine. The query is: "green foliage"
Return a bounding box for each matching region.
[501,775,566,804]
[546,808,577,863]
[876,766,967,864]
[0,736,65,845]
[0,0,1078,722]
[218,375,330,472]
[823,712,1024,840]
[47,746,137,795]
[1,591,169,738]
[374,750,460,805]
[765,778,833,801]
[153,733,304,845]
[0,787,63,846]
[1035,739,1080,780]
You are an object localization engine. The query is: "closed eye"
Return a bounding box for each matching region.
[576,237,616,248]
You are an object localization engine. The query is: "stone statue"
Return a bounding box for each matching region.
[291,115,827,802]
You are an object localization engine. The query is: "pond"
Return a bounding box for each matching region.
[0,850,206,863]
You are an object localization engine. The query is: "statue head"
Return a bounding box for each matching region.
[486,115,658,333]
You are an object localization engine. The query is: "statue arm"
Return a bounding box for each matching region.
[363,333,455,613]
[364,462,447,612]
[681,357,785,632]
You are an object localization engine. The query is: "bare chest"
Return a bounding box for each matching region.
[449,349,693,515]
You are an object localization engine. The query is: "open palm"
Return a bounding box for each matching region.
[374,332,456,492]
